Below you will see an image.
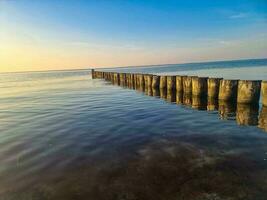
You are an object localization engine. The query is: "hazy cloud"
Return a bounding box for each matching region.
[229,12,249,19]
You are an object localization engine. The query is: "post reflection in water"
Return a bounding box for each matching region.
[259,106,267,132]
[218,100,237,120]
[160,88,167,99]
[192,96,207,110]
[176,91,183,104]
[138,85,145,93]
[183,94,192,106]
[236,103,259,126]
[112,78,266,133]
[152,88,160,97]
[148,87,153,96]
[167,89,176,103]
[207,98,219,111]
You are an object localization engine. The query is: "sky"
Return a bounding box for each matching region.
[0,0,267,72]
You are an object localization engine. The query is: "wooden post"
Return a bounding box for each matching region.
[261,81,267,107]
[183,76,196,95]
[192,77,208,97]
[237,80,261,104]
[91,69,95,79]
[167,76,176,91]
[258,106,267,132]
[159,76,167,89]
[218,79,238,101]
[176,75,185,93]
[208,78,222,98]
[152,75,160,89]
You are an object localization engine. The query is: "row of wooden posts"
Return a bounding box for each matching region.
[92,69,267,107]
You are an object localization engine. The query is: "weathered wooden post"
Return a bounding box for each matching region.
[167,76,176,91]
[126,73,130,87]
[91,69,95,79]
[258,106,267,132]
[147,74,153,89]
[207,78,222,98]
[183,76,196,95]
[134,74,139,88]
[119,73,126,86]
[152,75,160,89]
[139,74,145,89]
[176,75,185,93]
[144,74,150,88]
[237,80,261,104]
[261,81,267,107]
[113,73,120,85]
[130,74,135,89]
[160,76,167,89]
[236,103,259,126]
[218,79,238,101]
[105,72,108,81]
[111,72,115,83]
[192,77,208,97]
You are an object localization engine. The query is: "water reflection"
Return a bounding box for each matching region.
[176,91,183,104]
[236,103,259,126]
[192,96,207,110]
[207,98,219,111]
[183,94,192,106]
[112,79,266,133]
[218,100,236,120]
[160,88,167,99]
[259,106,267,131]
[152,88,160,97]
[167,89,176,103]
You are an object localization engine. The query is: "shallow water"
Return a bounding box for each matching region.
[1,60,267,200]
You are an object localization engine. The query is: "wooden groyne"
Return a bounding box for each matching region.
[91,69,267,131]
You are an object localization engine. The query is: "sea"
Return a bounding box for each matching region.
[0,58,267,200]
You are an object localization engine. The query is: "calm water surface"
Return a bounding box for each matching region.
[1,59,267,200]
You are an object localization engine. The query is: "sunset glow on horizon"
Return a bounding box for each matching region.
[1,0,267,73]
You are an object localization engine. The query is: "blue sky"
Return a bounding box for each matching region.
[0,0,267,72]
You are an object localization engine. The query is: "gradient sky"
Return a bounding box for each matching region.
[0,0,267,72]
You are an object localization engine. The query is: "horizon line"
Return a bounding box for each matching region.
[1,57,267,74]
